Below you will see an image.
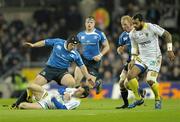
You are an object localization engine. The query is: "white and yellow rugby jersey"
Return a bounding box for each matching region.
[129,23,165,61]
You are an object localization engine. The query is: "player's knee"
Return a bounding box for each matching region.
[27,83,36,90]
[67,81,75,87]
[119,81,125,89]
[146,75,157,86]
[27,83,33,90]
[124,79,130,90]
[62,79,76,87]
[61,74,76,87]
[127,73,135,81]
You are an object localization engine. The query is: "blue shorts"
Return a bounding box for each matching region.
[39,65,68,85]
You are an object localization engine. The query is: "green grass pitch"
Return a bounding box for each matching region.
[0,98,179,122]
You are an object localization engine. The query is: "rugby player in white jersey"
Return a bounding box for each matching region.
[125,13,175,109]
[18,83,89,110]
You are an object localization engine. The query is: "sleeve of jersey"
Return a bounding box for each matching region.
[65,88,77,96]
[118,34,125,46]
[151,24,165,36]
[57,87,66,95]
[44,38,60,46]
[77,33,81,42]
[100,32,107,43]
[64,99,80,110]
[51,97,67,110]
[74,52,84,67]
[129,32,138,55]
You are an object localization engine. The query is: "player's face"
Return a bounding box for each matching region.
[121,19,132,32]
[74,87,85,98]
[85,19,95,31]
[132,19,143,31]
[67,43,77,51]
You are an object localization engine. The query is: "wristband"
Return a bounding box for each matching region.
[99,53,103,57]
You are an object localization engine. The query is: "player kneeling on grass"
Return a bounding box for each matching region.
[18,83,89,110]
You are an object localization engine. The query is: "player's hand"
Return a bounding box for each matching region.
[93,54,102,62]
[86,74,95,87]
[23,42,34,48]
[167,51,175,61]
[117,46,125,55]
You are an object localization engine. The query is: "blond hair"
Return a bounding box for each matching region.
[121,15,133,25]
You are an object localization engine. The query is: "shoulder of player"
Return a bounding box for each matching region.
[70,50,80,57]
[145,22,154,29]
[120,31,128,38]
[94,28,105,35]
[53,39,66,46]
[77,31,85,35]
[48,38,65,42]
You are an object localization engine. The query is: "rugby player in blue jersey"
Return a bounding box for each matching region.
[116,16,145,109]
[12,35,93,108]
[74,16,110,94]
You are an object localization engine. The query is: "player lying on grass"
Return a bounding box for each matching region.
[18,83,89,110]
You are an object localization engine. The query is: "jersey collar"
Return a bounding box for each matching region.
[64,41,68,51]
[85,28,96,34]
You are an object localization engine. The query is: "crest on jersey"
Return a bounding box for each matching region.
[70,54,75,58]
[81,36,85,40]
[94,36,98,39]
[41,71,46,76]
[145,33,148,37]
[57,45,62,50]
[123,37,128,41]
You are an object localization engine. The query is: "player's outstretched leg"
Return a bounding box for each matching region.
[11,89,32,108]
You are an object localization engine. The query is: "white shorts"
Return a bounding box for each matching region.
[38,90,63,109]
[135,55,162,73]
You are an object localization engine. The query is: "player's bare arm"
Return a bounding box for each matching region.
[80,65,95,86]
[161,30,175,61]
[93,40,110,61]
[117,45,127,55]
[23,40,45,48]
[128,34,138,70]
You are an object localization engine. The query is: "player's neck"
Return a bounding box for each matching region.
[86,28,94,33]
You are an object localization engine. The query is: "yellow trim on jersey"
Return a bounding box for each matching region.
[142,23,148,30]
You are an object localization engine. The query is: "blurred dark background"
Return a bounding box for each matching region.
[0,0,179,93]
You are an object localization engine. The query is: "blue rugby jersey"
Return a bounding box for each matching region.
[118,31,131,62]
[45,38,84,69]
[77,28,107,60]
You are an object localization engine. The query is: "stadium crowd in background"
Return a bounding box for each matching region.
[0,0,179,84]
